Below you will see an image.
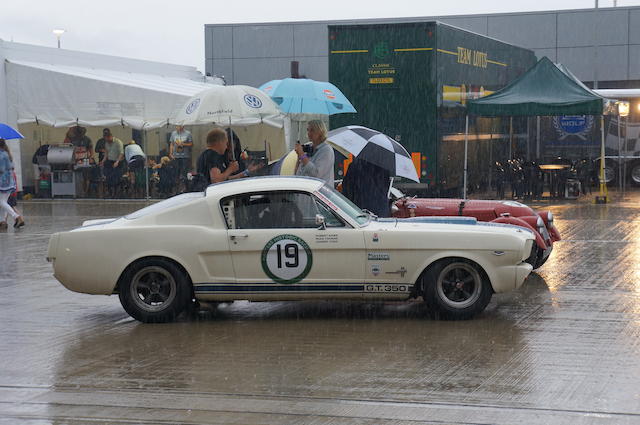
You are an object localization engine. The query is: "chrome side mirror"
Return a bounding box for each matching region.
[315,214,326,230]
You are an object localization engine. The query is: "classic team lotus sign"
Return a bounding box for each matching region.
[261,234,313,284]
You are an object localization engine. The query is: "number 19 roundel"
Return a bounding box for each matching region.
[261,234,313,284]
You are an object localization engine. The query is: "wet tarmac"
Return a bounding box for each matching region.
[1,192,639,424]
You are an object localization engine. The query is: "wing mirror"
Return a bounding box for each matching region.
[315,214,326,230]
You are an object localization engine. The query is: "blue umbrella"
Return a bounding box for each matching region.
[0,123,24,140]
[259,78,356,115]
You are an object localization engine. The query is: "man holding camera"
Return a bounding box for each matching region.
[294,120,334,186]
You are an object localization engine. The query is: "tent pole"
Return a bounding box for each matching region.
[597,115,608,203]
[144,128,149,201]
[509,116,513,159]
[618,114,622,194]
[488,118,493,193]
[536,116,541,159]
[623,116,627,194]
[463,114,469,200]
[526,118,531,160]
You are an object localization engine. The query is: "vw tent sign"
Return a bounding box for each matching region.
[185,98,201,115]
[244,94,263,109]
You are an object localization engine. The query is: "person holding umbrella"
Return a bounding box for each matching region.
[294,120,334,186]
[0,139,24,228]
[342,157,391,217]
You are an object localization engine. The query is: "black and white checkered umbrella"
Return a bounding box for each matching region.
[327,125,419,182]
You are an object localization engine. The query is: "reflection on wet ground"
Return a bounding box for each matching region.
[1,193,639,424]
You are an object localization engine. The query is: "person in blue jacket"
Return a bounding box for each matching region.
[0,139,24,228]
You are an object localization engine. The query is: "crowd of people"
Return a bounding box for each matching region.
[5,119,395,231]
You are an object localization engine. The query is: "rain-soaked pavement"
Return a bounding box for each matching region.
[1,191,639,424]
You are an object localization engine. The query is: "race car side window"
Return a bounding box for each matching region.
[313,198,345,228]
[221,191,343,229]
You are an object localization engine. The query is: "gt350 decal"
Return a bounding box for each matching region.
[364,284,411,293]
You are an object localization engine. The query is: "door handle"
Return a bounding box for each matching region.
[229,233,249,240]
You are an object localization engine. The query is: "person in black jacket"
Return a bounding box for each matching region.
[341,157,391,217]
[196,128,262,188]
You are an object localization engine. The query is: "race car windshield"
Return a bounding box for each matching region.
[124,192,204,220]
[318,185,370,226]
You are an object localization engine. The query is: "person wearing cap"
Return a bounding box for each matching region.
[65,125,94,161]
[65,125,94,196]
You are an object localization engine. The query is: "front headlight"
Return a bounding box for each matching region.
[540,211,553,226]
[537,216,550,241]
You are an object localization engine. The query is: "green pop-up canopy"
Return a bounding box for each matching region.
[461,57,610,200]
[467,56,604,116]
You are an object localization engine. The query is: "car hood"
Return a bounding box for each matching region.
[375,216,534,239]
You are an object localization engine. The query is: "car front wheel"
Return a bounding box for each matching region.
[118,258,191,323]
[422,259,493,320]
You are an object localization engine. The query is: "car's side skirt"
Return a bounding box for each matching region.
[193,282,414,301]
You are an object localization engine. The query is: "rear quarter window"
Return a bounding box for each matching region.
[125,192,204,220]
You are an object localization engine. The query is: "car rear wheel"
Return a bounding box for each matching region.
[118,258,191,323]
[422,259,492,320]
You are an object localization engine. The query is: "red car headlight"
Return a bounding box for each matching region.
[539,211,553,227]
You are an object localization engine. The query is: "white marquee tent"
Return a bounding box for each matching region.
[0,40,288,191]
[6,59,218,129]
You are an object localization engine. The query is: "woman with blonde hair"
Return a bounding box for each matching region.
[294,119,335,186]
[0,139,24,228]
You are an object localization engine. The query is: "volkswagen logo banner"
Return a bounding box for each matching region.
[244,94,263,109]
[185,98,201,115]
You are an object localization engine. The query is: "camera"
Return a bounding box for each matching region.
[302,142,314,155]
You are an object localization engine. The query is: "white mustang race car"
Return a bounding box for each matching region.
[47,176,534,322]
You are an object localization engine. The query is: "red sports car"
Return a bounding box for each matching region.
[391,190,560,269]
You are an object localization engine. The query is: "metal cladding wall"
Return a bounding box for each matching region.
[205,6,640,89]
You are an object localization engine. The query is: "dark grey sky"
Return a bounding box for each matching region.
[1,0,636,72]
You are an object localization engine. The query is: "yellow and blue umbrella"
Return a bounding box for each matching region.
[0,123,24,140]
[259,78,356,115]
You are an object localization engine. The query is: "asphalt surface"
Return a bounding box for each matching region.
[1,191,639,424]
